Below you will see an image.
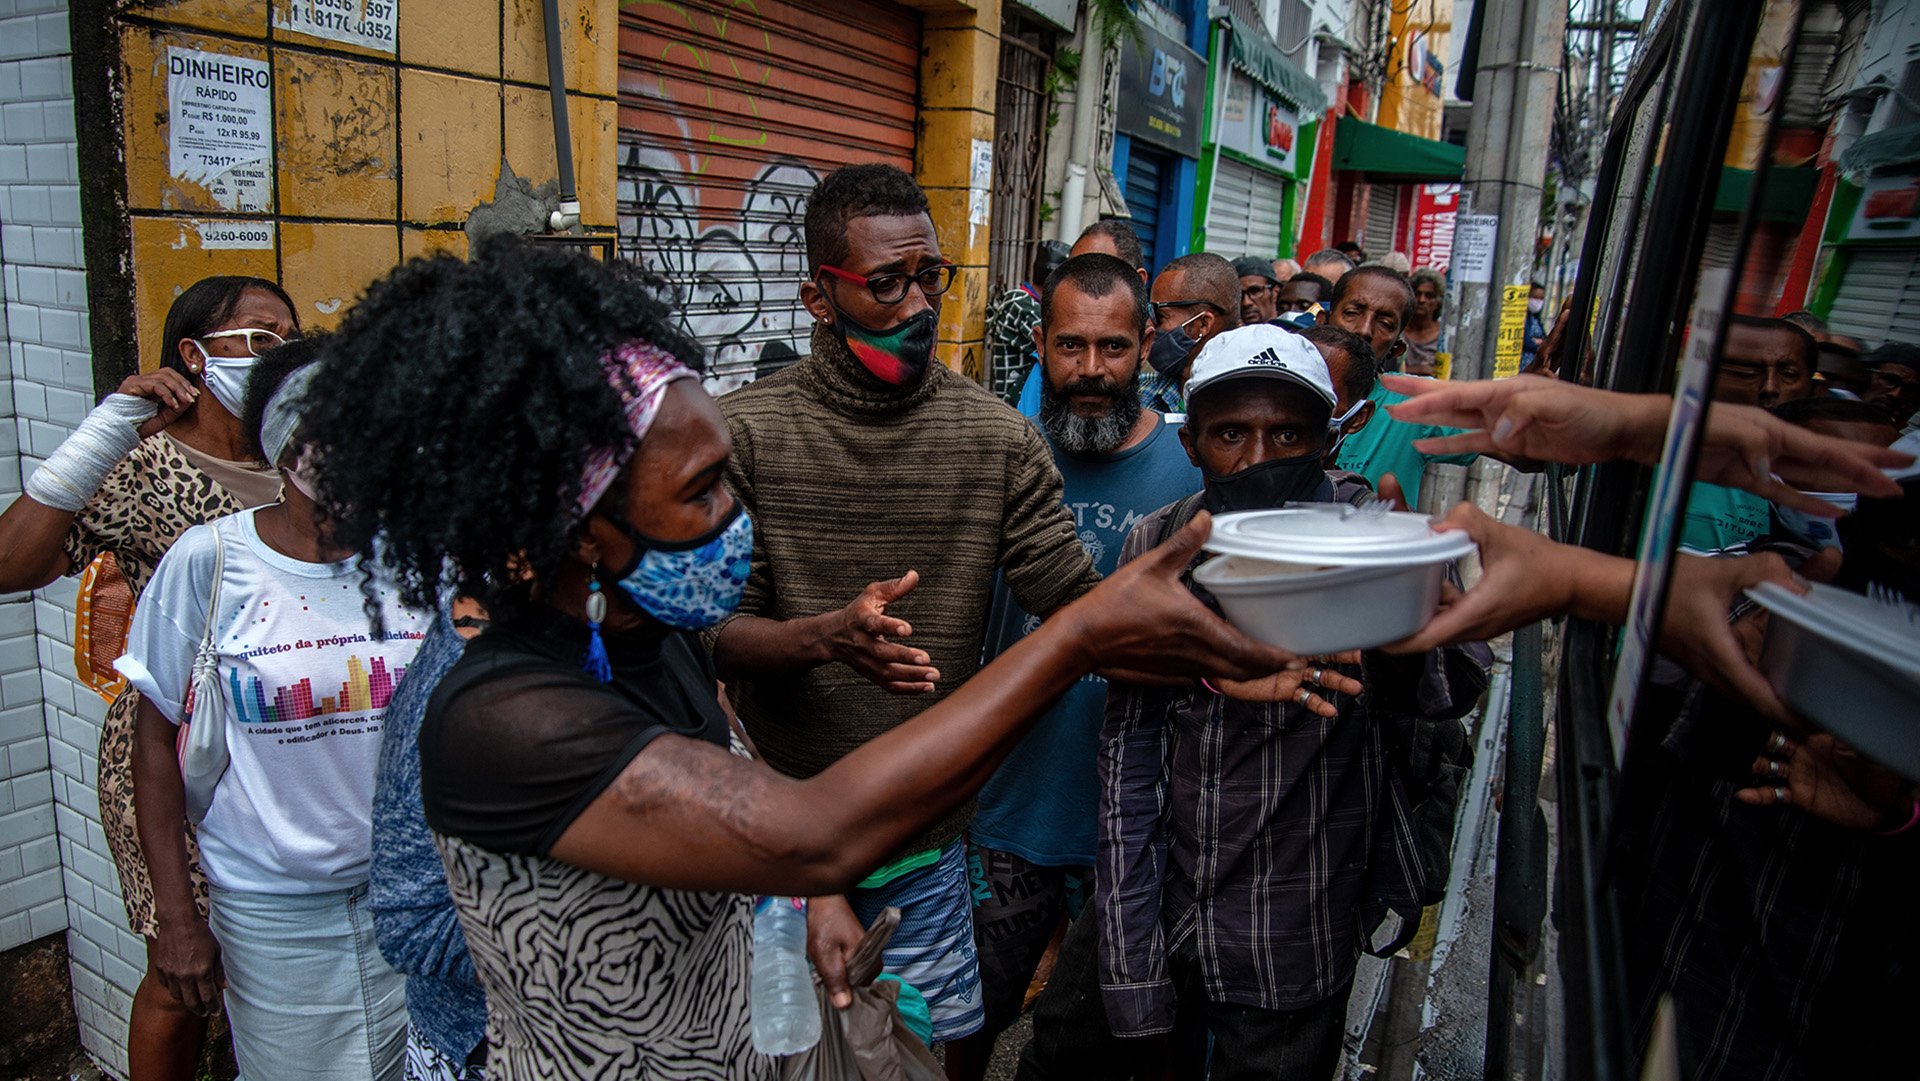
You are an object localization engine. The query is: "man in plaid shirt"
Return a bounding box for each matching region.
[1017,326,1489,1080]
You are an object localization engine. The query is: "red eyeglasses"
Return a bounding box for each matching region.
[818,262,959,305]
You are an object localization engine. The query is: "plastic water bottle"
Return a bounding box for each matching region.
[750,896,821,1054]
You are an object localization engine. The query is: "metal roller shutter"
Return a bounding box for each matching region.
[1364,182,1399,256]
[617,0,922,390]
[1205,158,1287,258]
[1828,247,1920,348]
[1126,147,1166,274]
[1700,218,1741,271]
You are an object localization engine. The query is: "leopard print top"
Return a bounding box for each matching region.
[64,434,252,595]
[71,433,274,936]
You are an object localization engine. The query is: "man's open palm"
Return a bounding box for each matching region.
[830,571,942,694]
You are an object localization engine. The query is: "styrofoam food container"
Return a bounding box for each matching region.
[1194,507,1478,654]
[1746,581,1920,778]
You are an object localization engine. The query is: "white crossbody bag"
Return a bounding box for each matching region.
[177,527,230,825]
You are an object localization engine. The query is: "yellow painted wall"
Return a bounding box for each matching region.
[117,0,617,365]
[1375,0,1450,142]
[1725,0,1797,170]
[906,0,999,383]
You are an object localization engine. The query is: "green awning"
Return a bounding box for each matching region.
[1227,12,1328,115]
[1713,165,1819,223]
[1333,116,1465,180]
[1836,123,1920,183]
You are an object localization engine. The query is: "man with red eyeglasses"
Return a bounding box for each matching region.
[708,163,1102,1047]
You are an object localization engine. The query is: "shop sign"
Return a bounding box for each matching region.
[1117,22,1205,160]
[1215,70,1300,175]
[1847,171,1920,241]
[1409,183,1459,269]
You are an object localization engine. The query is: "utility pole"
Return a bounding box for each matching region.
[1447,0,1568,382]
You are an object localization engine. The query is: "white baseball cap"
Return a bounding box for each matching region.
[1184,323,1337,411]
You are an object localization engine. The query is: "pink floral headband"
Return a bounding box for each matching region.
[574,340,697,518]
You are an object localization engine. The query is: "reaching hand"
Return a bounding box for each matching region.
[149,917,225,1016]
[1213,652,1365,715]
[805,894,866,1009]
[1065,512,1302,682]
[1381,376,1910,518]
[1383,504,1598,653]
[1736,730,1914,832]
[1656,552,1813,725]
[826,571,941,694]
[1520,298,1575,377]
[117,370,200,440]
[1383,374,1659,465]
[1694,403,1909,514]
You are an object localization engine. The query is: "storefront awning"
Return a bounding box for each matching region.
[1227,12,1328,116]
[1333,116,1465,180]
[1836,123,1920,183]
[1713,165,1819,223]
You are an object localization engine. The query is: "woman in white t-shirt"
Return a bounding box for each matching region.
[119,344,425,1081]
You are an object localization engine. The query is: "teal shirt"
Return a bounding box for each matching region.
[1678,482,1770,554]
[1334,380,1478,510]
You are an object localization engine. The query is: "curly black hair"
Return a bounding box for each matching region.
[803,164,931,272]
[297,237,704,619]
[240,333,327,464]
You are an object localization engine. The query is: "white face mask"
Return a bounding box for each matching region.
[194,343,260,417]
[1324,397,1371,461]
[1527,297,1546,315]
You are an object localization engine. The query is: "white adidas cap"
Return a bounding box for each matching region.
[1184,323,1337,410]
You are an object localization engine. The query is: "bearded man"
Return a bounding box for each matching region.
[944,252,1201,1080]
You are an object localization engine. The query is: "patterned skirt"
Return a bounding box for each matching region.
[98,688,211,937]
[406,1023,486,1081]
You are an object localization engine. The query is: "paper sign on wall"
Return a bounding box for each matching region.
[196,221,275,249]
[1452,214,1498,283]
[167,48,273,212]
[969,139,993,226]
[274,0,398,54]
[1493,284,1529,378]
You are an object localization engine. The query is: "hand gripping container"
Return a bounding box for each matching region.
[1746,581,1920,779]
[1192,505,1478,654]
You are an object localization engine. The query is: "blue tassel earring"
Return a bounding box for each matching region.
[583,565,613,684]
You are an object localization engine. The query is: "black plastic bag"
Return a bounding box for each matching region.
[779,906,944,1081]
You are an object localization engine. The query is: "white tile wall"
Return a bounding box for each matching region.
[0,1,137,1076]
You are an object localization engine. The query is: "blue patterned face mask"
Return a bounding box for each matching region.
[606,503,754,630]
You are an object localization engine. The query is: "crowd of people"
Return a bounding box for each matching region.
[1,161,1914,1081]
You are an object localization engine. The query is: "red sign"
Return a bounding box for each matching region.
[1410,183,1461,270]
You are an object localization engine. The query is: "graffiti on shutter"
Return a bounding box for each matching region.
[617,0,920,391]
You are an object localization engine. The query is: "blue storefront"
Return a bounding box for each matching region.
[1113,2,1208,275]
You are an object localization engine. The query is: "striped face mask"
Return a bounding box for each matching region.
[831,305,939,385]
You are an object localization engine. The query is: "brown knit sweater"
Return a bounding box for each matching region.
[713,325,1100,858]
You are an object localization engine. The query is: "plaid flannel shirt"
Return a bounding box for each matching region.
[1095,496,1475,1035]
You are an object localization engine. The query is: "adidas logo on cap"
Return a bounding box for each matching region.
[1185,323,1338,408]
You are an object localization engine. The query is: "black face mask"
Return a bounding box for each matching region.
[1202,455,1332,515]
[1147,316,1201,377]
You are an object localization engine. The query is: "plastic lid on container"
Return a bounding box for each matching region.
[1746,582,1920,674]
[1204,505,1479,566]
